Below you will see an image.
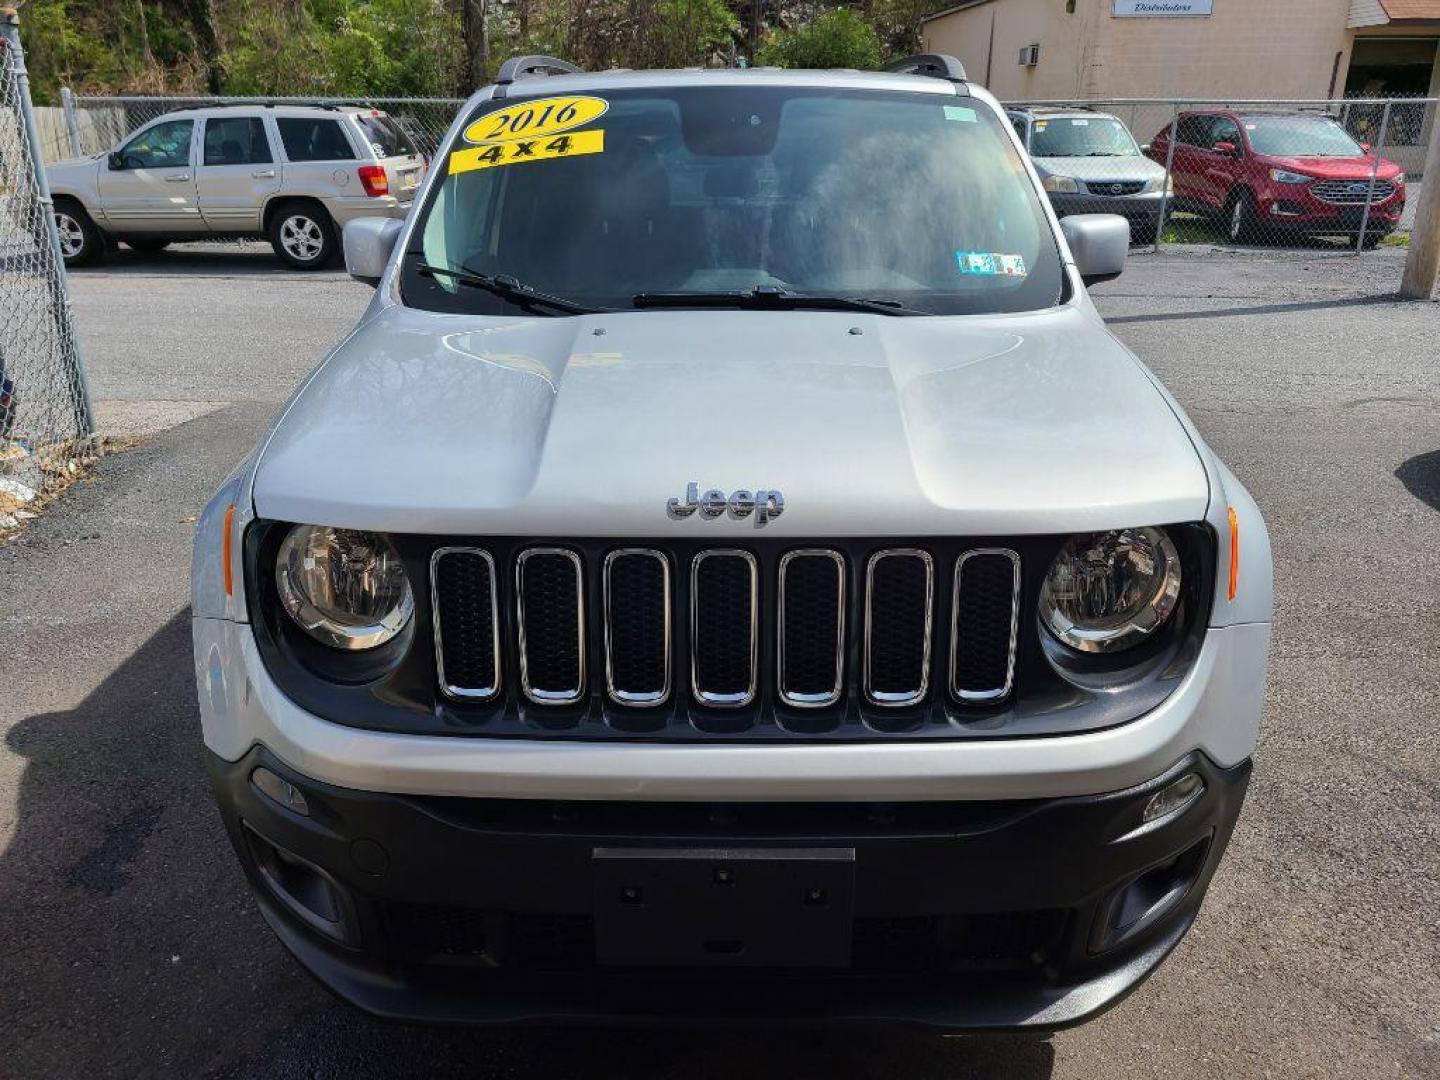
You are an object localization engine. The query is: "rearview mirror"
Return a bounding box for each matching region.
[1060,214,1129,286]
[343,217,404,287]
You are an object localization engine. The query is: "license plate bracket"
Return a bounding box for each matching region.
[592,847,856,968]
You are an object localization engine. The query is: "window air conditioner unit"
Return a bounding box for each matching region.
[1018,44,1040,67]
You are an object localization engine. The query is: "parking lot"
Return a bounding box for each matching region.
[1,244,1437,1079]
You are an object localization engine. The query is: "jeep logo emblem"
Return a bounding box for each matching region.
[667,482,785,526]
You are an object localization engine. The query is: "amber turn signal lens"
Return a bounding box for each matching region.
[1227,506,1239,601]
[222,502,236,597]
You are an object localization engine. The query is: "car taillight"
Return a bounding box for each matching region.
[357,165,389,197]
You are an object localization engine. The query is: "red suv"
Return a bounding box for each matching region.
[1147,111,1405,247]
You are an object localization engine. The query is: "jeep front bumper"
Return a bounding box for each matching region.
[211,744,1249,1030]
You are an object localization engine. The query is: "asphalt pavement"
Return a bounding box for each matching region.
[0,243,1437,1079]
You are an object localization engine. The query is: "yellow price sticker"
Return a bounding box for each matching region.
[449,129,605,175]
[462,95,609,145]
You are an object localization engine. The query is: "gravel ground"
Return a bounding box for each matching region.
[0,243,1436,1079]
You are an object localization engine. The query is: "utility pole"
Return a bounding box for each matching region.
[1400,107,1440,300]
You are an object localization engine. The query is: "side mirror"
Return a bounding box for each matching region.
[343,217,404,287]
[107,151,124,170]
[1061,214,1129,286]
[1361,142,1372,152]
[1140,143,1151,153]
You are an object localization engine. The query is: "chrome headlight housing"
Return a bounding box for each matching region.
[1039,527,1182,654]
[1042,174,1081,194]
[1269,168,1311,185]
[275,525,414,650]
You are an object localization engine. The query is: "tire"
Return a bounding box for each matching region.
[1224,190,1259,245]
[268,201,338,270]
[1359,230,1385,251]
[124,237,170,253]
[53,199,104,267]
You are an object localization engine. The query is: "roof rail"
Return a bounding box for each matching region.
[495,55,582,86]
[884,53,967,82]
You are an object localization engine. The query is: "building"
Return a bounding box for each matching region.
[921,0,1440,101]
[920,0,1440,171]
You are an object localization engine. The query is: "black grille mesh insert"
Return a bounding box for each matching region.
[866,552,932,703]
[779,552,843,703]
[605,552,669,702]
[952,551,1019,700]
[432,550,498,697]
[518,551,583,701]
[691,553,756,704]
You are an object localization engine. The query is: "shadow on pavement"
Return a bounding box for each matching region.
[1395,450,1440,513]
[1,612,1054,1080]
[70,244,348,279]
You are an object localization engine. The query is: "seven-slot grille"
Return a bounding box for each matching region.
[430,545,1022,714]
[1310,178,1396,205]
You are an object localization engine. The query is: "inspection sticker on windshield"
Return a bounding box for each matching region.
[943,105,977,123]
[450,130,605,174]
[956,251,1028,277]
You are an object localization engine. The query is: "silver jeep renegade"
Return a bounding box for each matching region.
[191,55,1273,1031]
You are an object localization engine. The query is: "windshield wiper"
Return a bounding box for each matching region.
[631,286,933,317]
[415,262,605,315]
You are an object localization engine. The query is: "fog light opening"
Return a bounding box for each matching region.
[1142,772,1205,825]
[1092,835,1211,953]
[242,824,355,945]
[251,766,311,816]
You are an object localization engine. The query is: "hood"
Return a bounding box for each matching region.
[253,305,1209,537]
[1029,155,1164,184]
[44,157,99,182]
[1265,155,1404,181]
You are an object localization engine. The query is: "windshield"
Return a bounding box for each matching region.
[1029,115,1139,158]
[1244,116,1364,157]
[355,112,417,158]
[402,85,1062,317]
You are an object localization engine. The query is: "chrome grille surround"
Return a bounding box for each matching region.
[515,547,586,706]
[430,546,501,702]
[776,548,846,709]
[602,548,672,706]
[1309,178,1395,205]
[950,548,1022,704]
[863,549,934,708]
[690,549,759,708]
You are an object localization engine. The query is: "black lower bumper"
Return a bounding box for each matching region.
[209,748,1250,1031]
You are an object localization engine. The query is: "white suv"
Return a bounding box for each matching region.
[191,55,1272,1031]
[45,103,424,269]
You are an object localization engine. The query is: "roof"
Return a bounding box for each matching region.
[1008,105,1113,118]
[1380,0,1440,19]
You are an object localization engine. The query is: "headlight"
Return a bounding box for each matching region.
[1043,175,1081,194]
[1395,172,1406,187]
[1143,173,1173,195]
[1039,527,1182,653]
[275,525,413,650]
[1269,168,1310,184]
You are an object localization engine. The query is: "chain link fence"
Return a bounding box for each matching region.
[1005,96,1436,255]
[0,18,94,529]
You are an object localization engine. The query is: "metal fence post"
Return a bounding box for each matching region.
[1357,100,1391,254]
[1154,102,1180,254]
[0,9,95,437]
[1400,100,1440,299]
[59,84,83,158]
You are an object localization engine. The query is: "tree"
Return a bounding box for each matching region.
[756,7,882,70]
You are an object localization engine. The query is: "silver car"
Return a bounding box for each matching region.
[45,103,424,269]
[192,55,1272,1030]
[1008,107,1171,245]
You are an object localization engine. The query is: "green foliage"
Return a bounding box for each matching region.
[14,0,964,103]
[756,8,883,71]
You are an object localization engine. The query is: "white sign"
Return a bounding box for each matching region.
[1114,0,1213,14]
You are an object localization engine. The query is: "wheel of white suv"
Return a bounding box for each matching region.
[269,202,337,270]
[53,199,103,268]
